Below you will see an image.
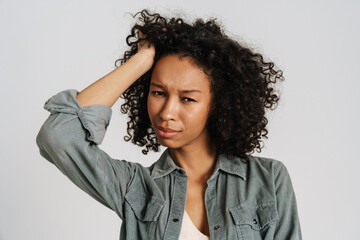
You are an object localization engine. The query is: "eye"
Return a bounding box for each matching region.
[182,97,196,102]
[151,91,165,96]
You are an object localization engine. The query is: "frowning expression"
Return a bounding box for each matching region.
[147,54,213,150]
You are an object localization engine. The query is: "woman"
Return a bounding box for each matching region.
[36,9,302,240]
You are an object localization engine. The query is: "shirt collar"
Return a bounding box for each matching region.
[150,147,247,181]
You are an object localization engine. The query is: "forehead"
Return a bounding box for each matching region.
[151,54,211,90]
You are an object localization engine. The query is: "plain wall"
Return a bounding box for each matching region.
[1,0,359,239]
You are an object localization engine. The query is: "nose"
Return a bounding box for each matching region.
[159,97,177,121]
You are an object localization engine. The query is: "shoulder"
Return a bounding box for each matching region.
[245,155,290,182]
[247,154,287,171]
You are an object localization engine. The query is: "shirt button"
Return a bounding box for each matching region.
[173,218,179,222]
[214,225,220,230]
[253,219,258,225]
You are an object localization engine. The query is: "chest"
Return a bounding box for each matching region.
[122,169,279,240]
[185,182,210,236]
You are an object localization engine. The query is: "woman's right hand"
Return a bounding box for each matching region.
[136,31,155,69]
[75,31,156,108]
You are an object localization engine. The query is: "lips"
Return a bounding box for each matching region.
[157,125,181,138]
[157,126,180,132]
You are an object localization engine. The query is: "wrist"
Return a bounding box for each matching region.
[134,51,155,72]
[126,51,154,77]
[137,47,155,61]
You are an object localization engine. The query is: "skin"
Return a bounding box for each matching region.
[147,54,217,236]
[76,37,213,235]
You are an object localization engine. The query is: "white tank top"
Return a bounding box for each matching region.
[178,210,210,240]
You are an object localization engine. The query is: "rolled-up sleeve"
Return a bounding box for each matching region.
[36,89,135,219]
[274,162,302,239]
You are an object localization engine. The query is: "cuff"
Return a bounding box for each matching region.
[43,89,112,145]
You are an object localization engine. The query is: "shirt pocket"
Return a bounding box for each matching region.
[229,201,279,240]
[124,188,166,238]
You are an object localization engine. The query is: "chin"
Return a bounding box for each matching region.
[158,139,175,148]
[157,138,182,149]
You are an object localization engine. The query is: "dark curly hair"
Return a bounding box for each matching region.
[115,9,284,161]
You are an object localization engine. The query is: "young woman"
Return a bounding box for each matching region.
[36,9,302,240]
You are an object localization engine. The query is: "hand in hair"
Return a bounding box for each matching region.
[136,30,155,62]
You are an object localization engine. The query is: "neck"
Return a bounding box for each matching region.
[169,139,217,183]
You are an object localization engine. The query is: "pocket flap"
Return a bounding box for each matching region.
[229,202,279,230]
[125,188,166,222]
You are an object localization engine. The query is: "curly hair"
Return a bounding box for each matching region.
[115,9,284,161]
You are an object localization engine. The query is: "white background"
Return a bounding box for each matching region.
[1,0,359,239]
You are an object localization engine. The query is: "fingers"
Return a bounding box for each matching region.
[137,30,144,39]
[136,30,152,51]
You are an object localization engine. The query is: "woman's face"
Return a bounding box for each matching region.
[147,54,213,150]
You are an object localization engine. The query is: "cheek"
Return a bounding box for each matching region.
[147,96,159,118]
[147,97,153,118]
[183,105,210,126]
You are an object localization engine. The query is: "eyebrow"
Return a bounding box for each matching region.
[150,82,202,93]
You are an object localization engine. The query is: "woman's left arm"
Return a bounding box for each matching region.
[274,162,302,240]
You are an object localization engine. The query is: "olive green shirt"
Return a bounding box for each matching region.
[36,89,302,240]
